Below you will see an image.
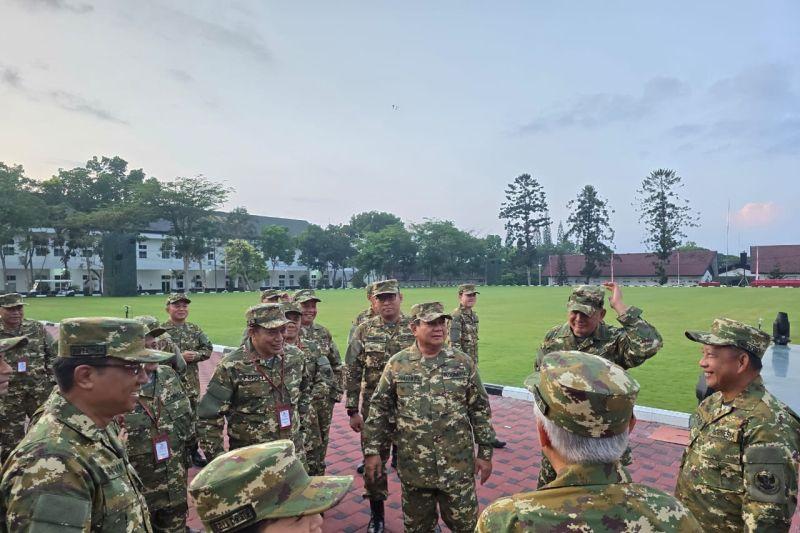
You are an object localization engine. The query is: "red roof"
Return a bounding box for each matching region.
[546,250,717,278]
[750,245,800,275]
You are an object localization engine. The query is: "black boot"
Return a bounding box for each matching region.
[492,438,507,449]
[367,499,385,533]
[357,463,365,474]
[391,444,398,469]
[192,445,208,467]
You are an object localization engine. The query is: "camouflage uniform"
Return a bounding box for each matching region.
[197,304,311,464]
[346,283,415,501]
[349,282,377,343]
[0,317,172,533]
[0,335,28,460]
[676,318,800,532]
[189,440,353,532]
[122,365,194,533]
[478,350,700,532]
[161,317,212,410]
[363,302,496,532]
[0,293,57,463]
[535,285,663,486]
[449,283,480,363]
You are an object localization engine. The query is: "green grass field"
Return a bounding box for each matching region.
[24,286,799,413]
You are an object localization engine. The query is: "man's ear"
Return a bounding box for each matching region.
[536,419,551,448]
[628,414,637,433]
[599,308,607,320]
[73,365,96,391]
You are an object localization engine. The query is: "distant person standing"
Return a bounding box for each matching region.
[449,284,505,449]
[0,292,56,463]
[0,336,28,460]
[676,318,800,531]
[349,282,378,343]
[535,282,662,487]
[162,293,213,467]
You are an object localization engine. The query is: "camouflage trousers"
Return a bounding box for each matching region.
[537,446,633,487]
[149,503,188,533]
[0,386,50,463]
[303,399,334,475]
[400,479,478,533]
[360,398,390,501]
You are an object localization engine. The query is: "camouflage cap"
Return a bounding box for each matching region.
[281,302,302,317]
[165,293,191,306]
[0,336,28,353]
[246,304,290,329]
[365,282,376,297]
[373,279,400,296]
[685,317,772,359]
[0,293,26,308]
[293,289,321,304]
[58,317,172,363]
[133,315,167,338]
[410,301,452,323]
[567,285,604,316]
[189,440,353,532]
[458,283,480,295]
[260,289,281,302]
[524,351,639,438]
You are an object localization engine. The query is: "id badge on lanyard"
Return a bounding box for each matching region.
[276,403,292,430]
[152,433,172,463]
[17,357,28,373]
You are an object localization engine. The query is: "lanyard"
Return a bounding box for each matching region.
[137,376,163,429]
[252,354,286,403]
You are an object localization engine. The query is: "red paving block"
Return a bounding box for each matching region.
[185,352,800,533]
[650,426,691,446]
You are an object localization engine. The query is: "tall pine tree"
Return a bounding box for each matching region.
[566,185,615,283]
[499,173,550,285]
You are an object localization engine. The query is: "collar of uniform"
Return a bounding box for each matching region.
[49,391,109,443]
[459,305,473,314]
[0,321,23,336]
[543,461,631,490]
[162,319,185,329]
[244,338,282,364]
[139,367,162,398]
[730,375,766,412]
[420,346,453,367]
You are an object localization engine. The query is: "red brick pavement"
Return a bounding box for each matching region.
[186,351,800,532]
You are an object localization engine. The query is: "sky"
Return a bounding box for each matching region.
[1,0,798,254]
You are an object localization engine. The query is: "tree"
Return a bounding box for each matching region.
[224,239,267,290]
[259,225,295,286]
[0,163,47,291]
[348,211,403,238]
[220,207,256,241]
[296,224,327,287]
[566,185,615,283]
[768,263,785,280]
[634,168,700,284]
[499,173,550,285]
[482,234,506,285]
[556,252,569,286]
[155,176,232,287]
[321,224,355,288]
[352,224,417,281]
[412,220,482,284]
[677,241,706,251]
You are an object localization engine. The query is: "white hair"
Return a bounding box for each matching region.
[533,401,629,464]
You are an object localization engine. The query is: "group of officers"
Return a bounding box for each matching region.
[0,278,797,532]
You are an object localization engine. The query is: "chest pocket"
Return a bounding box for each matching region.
[317,356,334,381]
[692,421,744,492]
[396,377,425,418]
[98,459,139,529]
[443,370,469,411]
[235,374,276,413]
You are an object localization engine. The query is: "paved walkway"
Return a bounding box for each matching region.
[186,351,800,532]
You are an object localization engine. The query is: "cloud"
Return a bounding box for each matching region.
[167,68,194,83]
[1,67,22,89]
[517,76,689,134]
[733,202,783,228]
[48,90,128,124]
[15,0,93,13]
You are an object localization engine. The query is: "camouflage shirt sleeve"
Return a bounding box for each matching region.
[362,365,396,456]
[449,313,463,346]
[192,326,213,363]
[740,417,800,532]
[196,361,234,459]
[326,331,344,400]
[535,325,561,372]
[1,446,94,531]
[467,362,496,461]
[611,306,663,369]
[344,323,367,411]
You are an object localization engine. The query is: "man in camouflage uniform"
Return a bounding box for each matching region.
[0,292,57,463]
[0,336,29,458]
[282,301,331,475]
[0,317,171,532]
[449,283,507,449]
[363,301,495,533]
[346,279,415,532]
[122,318,194,533]
[477,351,700,532]
[189,440,353,533]
[161,293,213,467]
[196,304,311,466]
[295,290,343,465]
[676,318,800,531]
[135,315,186,375]
[535,282,662,486]
[349,282,378,343]
[260,289,281,303]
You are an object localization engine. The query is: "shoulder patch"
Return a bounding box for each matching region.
[31,492,91,530]
[744,446,790,504]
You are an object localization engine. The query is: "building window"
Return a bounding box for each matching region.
[35,246,48,256]
[289,275,294,279]
[139,250,147,258]
[279,274,285,279]
[53,247,65,257]
[82,248,94,257]
[5,275,15,281]
[208,252,215,260]
[1,245,14,256]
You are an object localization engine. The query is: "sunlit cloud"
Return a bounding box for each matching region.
[733,202,783,228]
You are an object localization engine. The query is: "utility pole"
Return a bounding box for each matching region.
[538,263,542,286]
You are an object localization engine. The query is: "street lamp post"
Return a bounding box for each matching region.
[538,263,542,286]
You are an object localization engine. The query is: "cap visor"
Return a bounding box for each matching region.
[418,313,452,322]
[295,296,322,303]
[253,318,291,329]
[1,303,26,308]
[147,327,167,338]
[373,290,399,296]
[267,475,354,518]
[170,297,191,304]
[684,330,734,347]
[523,372,540,393]
[463,291,479,295]
[116,348,174,363]
[567,303,597,316]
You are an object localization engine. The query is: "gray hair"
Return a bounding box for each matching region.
[533,402,629,464]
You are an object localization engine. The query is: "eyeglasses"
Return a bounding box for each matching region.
[89,362,146,375]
